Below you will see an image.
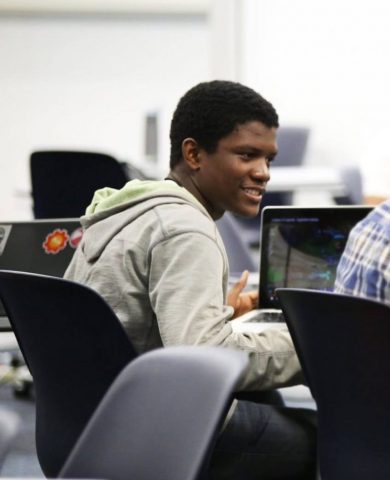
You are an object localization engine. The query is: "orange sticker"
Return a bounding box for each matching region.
[43,229,69,254]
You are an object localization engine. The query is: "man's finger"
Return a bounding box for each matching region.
[232,270,249,292]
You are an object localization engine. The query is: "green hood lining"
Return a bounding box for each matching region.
[86,179,202,215]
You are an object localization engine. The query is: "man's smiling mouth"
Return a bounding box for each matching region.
[243,188,261,196]
[241,186,265,197]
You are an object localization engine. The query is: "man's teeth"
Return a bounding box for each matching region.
[244,188,260,195]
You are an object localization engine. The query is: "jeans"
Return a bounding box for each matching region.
[209,398,317,480]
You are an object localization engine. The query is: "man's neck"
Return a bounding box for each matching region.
[166,168,221,220]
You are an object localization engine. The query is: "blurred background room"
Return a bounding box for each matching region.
[0,0,390,476]
[1,0,390,221]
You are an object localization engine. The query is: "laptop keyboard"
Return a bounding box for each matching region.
[245,309,285,323]
[231,309,287,333]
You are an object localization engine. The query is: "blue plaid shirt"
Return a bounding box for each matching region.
[334,200,390,305]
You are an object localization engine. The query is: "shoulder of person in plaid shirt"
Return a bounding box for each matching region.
[334,200,390,305]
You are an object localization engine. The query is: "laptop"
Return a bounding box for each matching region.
[0,219,83,330]
[231,205,373,332]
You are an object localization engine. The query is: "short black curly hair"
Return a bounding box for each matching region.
[169,80,279,168]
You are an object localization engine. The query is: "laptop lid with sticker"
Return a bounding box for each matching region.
[0,219,82,327]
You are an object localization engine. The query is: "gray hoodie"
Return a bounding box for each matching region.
[65,179,303,391]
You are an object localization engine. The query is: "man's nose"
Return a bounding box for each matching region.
[251,159,270,182]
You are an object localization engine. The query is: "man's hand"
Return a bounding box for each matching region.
[227,270,259,319]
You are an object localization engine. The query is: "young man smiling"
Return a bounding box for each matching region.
[168,120,276,219]
[65,80,316,479]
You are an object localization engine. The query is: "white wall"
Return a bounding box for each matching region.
[0,12,210,219]
[212,0,390,199]
[4,0,390,221]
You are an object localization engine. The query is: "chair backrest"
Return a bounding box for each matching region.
[216,212,257,273]
[0,270,137,477]
[276,126,310,167]
[276,288,390,480]
[30,150,129,218]
[334,165,364,205]
[60,346,248,480]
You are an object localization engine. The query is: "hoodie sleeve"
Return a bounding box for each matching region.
[148,230,303,391]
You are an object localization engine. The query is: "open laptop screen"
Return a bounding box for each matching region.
[259,206,373,309]
[0,219,82,329]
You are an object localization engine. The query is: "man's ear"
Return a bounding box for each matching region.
[181,138,201,172]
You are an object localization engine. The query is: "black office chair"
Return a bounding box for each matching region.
[0,270,137,477]
[30,150,130,218]
[60,346,248,480]
[277,288,390,480]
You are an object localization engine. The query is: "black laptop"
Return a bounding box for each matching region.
[232,205,373,331]
[0,219,82,330]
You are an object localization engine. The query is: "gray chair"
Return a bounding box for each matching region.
[60,346,248,480]
[277,288,390,480]
[334,165,364,205]
[216,212,257,273]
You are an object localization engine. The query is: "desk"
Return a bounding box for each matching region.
[267,166,346,196]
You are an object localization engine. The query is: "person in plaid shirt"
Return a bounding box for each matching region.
[334,200,390,304]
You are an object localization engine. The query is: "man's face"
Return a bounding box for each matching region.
[194,121,278,219]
